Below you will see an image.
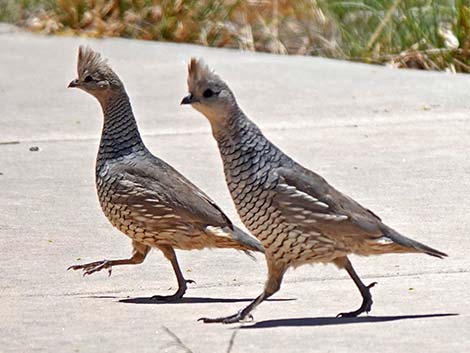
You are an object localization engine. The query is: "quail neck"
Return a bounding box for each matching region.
[96,88,147,170]
[214,109,288,169]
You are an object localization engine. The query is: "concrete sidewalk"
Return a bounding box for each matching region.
[0,27,468,353]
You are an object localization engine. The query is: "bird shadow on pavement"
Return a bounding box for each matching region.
[118,296,296,305]
[240,313,458,329]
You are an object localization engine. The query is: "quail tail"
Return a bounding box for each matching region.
[230,225,265,254]
[380,224,448,258]
[205,225,265,257]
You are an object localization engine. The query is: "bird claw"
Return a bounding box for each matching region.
[150,278,195,302]
[336,281,377,318]
[151,292,185,302]
[67,260,112,276]
[336,304,372,318]
[336,311,357,318]
[198,309,254,324]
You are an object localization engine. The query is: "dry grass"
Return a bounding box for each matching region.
[2,0,470,73]
[13,0,337,56]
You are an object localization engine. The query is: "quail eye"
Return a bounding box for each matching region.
[203,88,214,98]
[84,75,93,82]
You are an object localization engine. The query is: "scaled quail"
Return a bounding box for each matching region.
[181,58,447,323]
[67,47,264,300]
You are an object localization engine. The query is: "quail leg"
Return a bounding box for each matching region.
[199,262,285,324]
[68,241,150,276]
[334,256,378,318]
[151,245,195,301]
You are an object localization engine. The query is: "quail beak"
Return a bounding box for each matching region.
[181,94,198,105]
[68,79,80,88]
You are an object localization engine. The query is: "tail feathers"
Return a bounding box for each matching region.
[380,224,448,259]
[205,225,265,258]
[230,225,265,254]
